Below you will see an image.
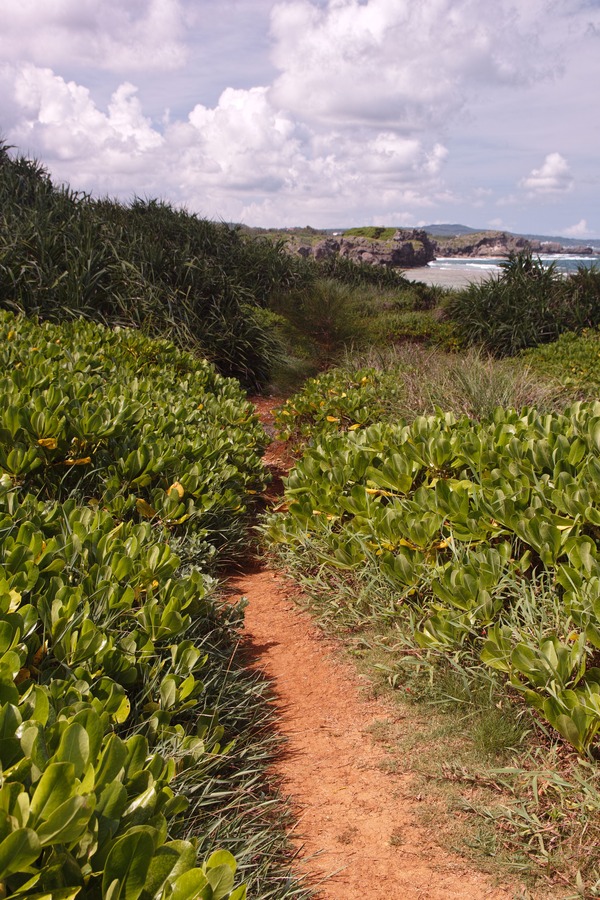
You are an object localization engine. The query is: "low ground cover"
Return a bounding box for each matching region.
[265,367,600,891]
[0,312,307,899]
[273,347,557,443]
[522,329,600,400]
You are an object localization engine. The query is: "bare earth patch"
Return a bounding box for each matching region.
[228,398,523,899]
[231,567,516,899]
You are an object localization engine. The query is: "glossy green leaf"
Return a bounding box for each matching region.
[170,869,210,900]
[0,827,41,880]
[30,762,76,823]
[36,794,95,847]
[140,840,197,898]
[54,723,90,778]
[102,830,154,900]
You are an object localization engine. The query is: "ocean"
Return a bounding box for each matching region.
[409,255,599,289]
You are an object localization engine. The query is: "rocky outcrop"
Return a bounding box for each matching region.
[431,231,539,258]
[545,244,596,255]
[289,229,435,269]
[430,232,598,258]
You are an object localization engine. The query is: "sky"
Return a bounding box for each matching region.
[0,0,598,237]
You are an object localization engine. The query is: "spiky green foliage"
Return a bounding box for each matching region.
[0,143,312,388]
[445,253,600,356]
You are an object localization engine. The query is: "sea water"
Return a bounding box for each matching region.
[410,254,599,288]
[429,254,599,276]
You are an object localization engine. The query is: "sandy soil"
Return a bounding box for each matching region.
[232,567,518,900]
[407,265,497,289]
[228,398,522,899]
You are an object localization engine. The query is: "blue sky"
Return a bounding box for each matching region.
[1,0,598,237]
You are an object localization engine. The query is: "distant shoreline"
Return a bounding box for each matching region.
[407,265,492,289]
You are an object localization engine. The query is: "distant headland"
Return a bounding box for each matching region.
[246,223,600,269]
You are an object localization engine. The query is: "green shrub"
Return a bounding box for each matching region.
[273,367,403,448]
[445,253,600,356]
[0,312,281,897]
[521,328,600,399]
[0,144,311,388]
[266,399,600,757]
[0,313,267,562]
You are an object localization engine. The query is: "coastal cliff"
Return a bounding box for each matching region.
[248,224,598,271]
[430,230,597,258]
[289,228,436,268]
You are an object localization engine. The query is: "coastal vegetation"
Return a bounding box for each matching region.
[0,141,311,390]
[446,253,600,356]
[266,366,600,890]
[523,328,600,399]
[0,143,438,390]
[265,254,600,891]
[3,142,600,894]
[0,311,313,899]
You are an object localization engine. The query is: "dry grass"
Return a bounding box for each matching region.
[342,343,561,421]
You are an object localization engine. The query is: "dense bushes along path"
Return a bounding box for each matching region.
[232,401,517,900]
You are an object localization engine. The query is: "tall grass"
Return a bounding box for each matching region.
[445,252,600,356]
[0,143,310,388]
[342,343,558,421]
[269,276,446,374]
[1,141,448,387]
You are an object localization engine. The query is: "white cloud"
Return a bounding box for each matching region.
[3,65,164,194]
[0,0,187,71]
[9,66,163,159]
[563,218,590,238]
[1,61,451,225]
[520,152,573,194]
[186,87,299,191]
[0,0,598,233]
[269,0,554,131]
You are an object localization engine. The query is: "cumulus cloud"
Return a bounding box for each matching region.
[563,218,590,238]
[10,66,162,156]
[0,0,187,71]
[269,0,554,131]
[0,0,597,231]
[520,152,573,194]
[0,51,456,226]
[168,88,451,223]
[3,65,164,194]
[186,87,300,191]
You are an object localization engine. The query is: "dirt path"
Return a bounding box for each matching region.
[231,398,519,900]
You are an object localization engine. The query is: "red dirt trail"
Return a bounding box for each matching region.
[230,398,520,900]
